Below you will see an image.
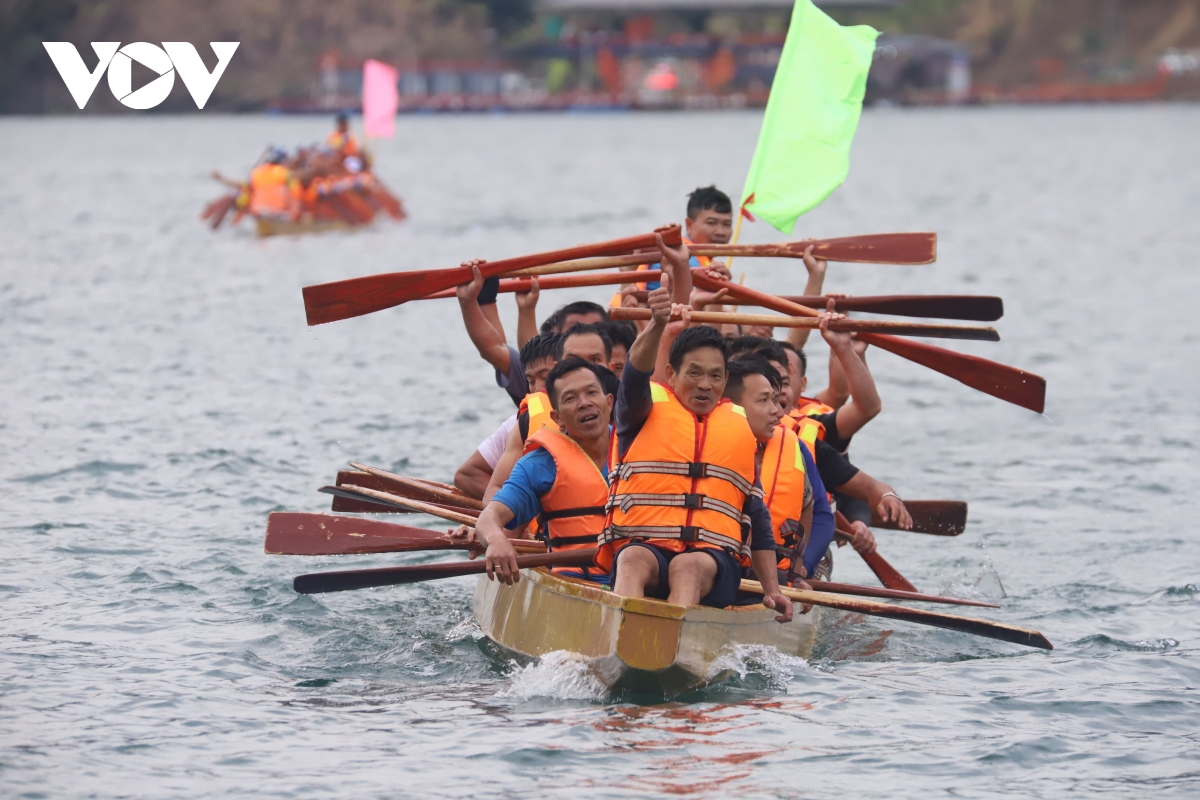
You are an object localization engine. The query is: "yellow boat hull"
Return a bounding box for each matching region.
[473,568,821,696]
[254,216,355,238]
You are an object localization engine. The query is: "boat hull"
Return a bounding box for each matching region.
[473,568,820,696]
[254,216,356,238]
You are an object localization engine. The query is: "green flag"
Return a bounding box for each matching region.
[741,0,878,233]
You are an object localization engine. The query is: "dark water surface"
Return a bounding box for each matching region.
[2,107,1199,798]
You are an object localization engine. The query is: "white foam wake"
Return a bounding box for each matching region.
[497,650,608,702]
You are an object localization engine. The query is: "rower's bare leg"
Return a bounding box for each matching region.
[666,551,717,606]
[613,546,659,599]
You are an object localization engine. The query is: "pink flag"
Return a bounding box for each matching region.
[362,59,398,138]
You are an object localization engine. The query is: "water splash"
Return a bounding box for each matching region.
[496,651,608,702]
[704,644,810,689]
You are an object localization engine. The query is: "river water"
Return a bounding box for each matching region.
[2,106,1198,798]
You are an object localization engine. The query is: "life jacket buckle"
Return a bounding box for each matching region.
[683,493,703,509]
[680,526,699,542]
[686,462,707,478]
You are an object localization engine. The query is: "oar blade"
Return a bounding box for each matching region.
[860,332,1047,414]
[813,232,937,265]
[874,500,968,536]
[265,511,452,556]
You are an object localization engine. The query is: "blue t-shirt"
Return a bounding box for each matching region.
[492,443,610,530]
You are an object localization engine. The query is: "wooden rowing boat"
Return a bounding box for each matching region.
[473,567,821,696]
[254,216,355,238]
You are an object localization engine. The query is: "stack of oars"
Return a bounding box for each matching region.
[266,225,1053,651]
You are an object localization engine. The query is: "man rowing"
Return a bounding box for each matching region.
[721,355,833,587]
[599,238,793,622]
[471,358,614,584]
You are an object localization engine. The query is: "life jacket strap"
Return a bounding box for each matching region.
[607,492,745,525]
[614,460,754,496]
[601,524,748,558]
[540,506,606,521]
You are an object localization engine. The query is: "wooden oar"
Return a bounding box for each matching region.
[293,548,599,594]
[808,580,998,608]
[424,270,664,300]
[326,485,480,526]
[873,500,967,536]
[780,295,1002,321]
[608,307,1000,342]
[501,232,936,279]
[264,511,544,556]
[329,470,479,515]
[628,290,1003,322]
[347,462,483,509]
[836,511,918,592]
[739,580,1051,649]
[302,226,682,325]
[694,232,937,265]
[692,272,1047,413]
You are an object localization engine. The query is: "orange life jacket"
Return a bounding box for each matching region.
[327,131,359,156]
[760,426,813,576]
[518,391,555,442]
[781,410,825,455]
[598,382,758,571]
[248,164,295,217]
[524,428,609,575]
[794,396,834,417]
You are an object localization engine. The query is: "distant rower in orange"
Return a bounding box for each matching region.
[326,111,359,158]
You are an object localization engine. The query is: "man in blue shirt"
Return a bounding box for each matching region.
[471,358,615,585]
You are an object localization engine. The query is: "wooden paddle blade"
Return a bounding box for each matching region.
[874,500,968,536]
[808,580,999,608]
[859,549,919,592]
[302,227,681,326]
[695,273,1046,414]
[859,332,1046,414]
[780,295,1004,322]
[293,548,598,594]
[329,470,476,515]
[696,232,937,265]
[331,484,481,526]
[265,511,457,556]
[742,580,1053,650]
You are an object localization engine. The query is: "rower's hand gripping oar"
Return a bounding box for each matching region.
[740,579,1052,650]
[692,271,1047,413]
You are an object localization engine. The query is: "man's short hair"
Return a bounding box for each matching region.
[686,185,732,219]
[520,332,562,367]
[729,335,772,356]
[562,322,613,361]
[545,357,613,408]
[725,354,782,400]
[752,339,788,370]
[780,340,807,377]
[604,320,637,352]
[541,300,610,334]
[668,325,729,372]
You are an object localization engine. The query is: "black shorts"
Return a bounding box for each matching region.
[613,543,742,608]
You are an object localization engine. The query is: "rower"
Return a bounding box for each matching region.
[723,355,834,586]
[247,148,297,219]
[599,238,793,621]
[471,358,615,585]
[744,332,906,558]
[477,323,620,504]
[605,320,637,378]
[326,111,359,158]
